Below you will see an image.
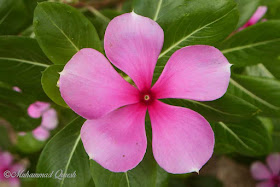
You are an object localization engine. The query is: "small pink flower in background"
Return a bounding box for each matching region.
[251,153,280,187]
[20,101,58,141]
[12,87,58,141]
[0,151,25,187]
[239,6,267,31]
[32,126,50,141]
[59,12,231,173]
[12,87,21,93]
[27,101,50,118]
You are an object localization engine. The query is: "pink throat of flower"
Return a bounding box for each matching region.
[139,90,155,105]
[0,167,9,180]
[271,175,280,185]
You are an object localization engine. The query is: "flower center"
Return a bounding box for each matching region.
[140,90,154,105]
[144,95,150,101]
[272,176,280,185]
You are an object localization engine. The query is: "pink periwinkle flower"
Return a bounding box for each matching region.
[239,6,267,31]
[0,151,24,187]
[251,153,280,187]
[59,12,231,173]
[12,87,21,93]
[27,101,58,141]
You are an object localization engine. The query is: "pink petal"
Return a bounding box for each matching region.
[81,103,147,172]
[148,100,214,174]
[152,45,231,101]
[239,6,267,30]
[27,101,50,118]
[32,126,50,141]
[8,178,20,187]
[10,163,25,173]
[41,108,58,130]
[59,48,140,119]
[256,181,274,187]
[12,87,21,92]
[0,152,13,169]
[104,12,164,91]
[251,161,272,180]
[266,153,280,175]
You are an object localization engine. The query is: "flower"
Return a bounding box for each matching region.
[59,12,231,173]
[26,101,58,141]
[251,153,280,187]
[239,6,267,31]
[12,87,21,93]
[0,151,24,187]
[12,87,58,141]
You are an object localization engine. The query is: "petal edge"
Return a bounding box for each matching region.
[148,100,214,173]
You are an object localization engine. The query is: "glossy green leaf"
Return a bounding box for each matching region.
[41,65,67,107]
[244,63,276,79]
[244,59,280,80]
[262,59,280,79]
[90,145,158,187]
[0,36,51,97]
[37,117,92,187]
[212,118,272,156]
[228,74,280,117]
[15,133,45,153]
[0,123,11,150]
[261,0,280,19]
[155,166,169,187]
[133,0,239,81]
[219,21,280,66]
[85,9,122,40]
[161,92,259,123]
[0,0,34,35]
[270,118,280,152]
[34,2,102,65]
[235,0,260,28]
[0,87,41,131]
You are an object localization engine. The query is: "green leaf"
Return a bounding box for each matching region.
[155,166,169,187]
[271,118,280,152]
[90,145,158,187]
[41,65,67,107]
[261,0,280,20]
[0,123,11,150]
[134,0,239,81]
[0,36,51,97]
[219,21,280,66]
[85,8,122,40]
[212,118,272,156]
[228,74,280,117]
[0,0,33,35]
[15,133,45,153]
[262,59,280,80]
[37,117,92,187]
[0,87,41,131]
[161,92,259,123]
[244,63,275,79]
[235,0,260,28]
[34,2,102,65]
